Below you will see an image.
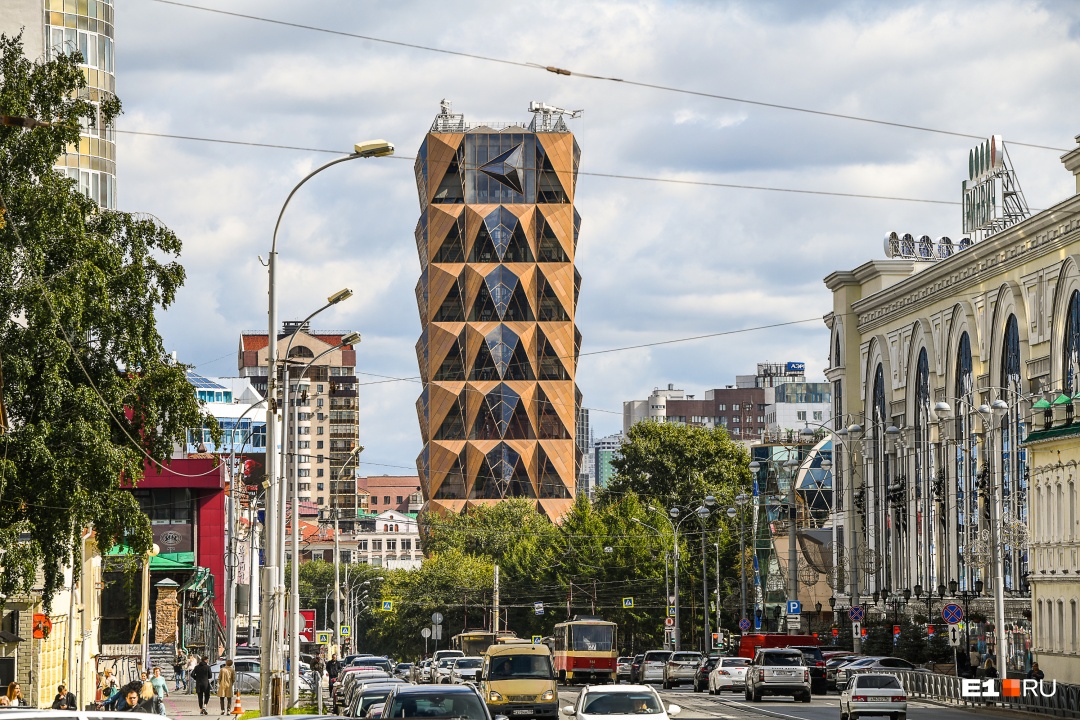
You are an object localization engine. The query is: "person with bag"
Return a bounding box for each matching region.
[138,681,164,715]
[192,656,213,716]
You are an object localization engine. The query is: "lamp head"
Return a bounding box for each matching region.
[903,588,911,601]
[949,579,958,595]
[735,493,749,506]
[847,423,863,438]
[991,398,1009,416]
[748,460,761,473]
[819,458,833,471]
[934,401,954,420]
[340,331,362,346]
[938,584,946,598]
[704,494,716,507]
[695,505,710,519]
[668,507,680,518]
[914,584,923,599]
[725,507,737,519]
[828,596,836,609]
[783,457,799,469]
[975,579,984,594]
[327,288,354,305]
[603,546,613,554]
[815,602,822,613]
[353,139,395,157]
[799,426,815,438]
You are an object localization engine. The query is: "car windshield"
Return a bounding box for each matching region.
[455,659,482,670]
[386,694,487,720]
[721,659,750,667]
[643,652,670,663]
[856,676,902,690]
[356,660,393,671]
[762,654,802,666]
[671,653,700,663]
[361,692,393,712]
[439,660,455,668]
[583,692,663,715]
[488,655,554,680]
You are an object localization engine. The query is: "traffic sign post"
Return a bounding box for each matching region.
[316,631,331,645]
[381,600,394,612]
[432,612,444,624]
[787,600,802,616]
[339,625,351,638]
[943,603,964,625]
[739,618,751,632]
[851,621,862,638]
[664,617,675,627]
[948,624,962,647]
[622,597,634,608]
[534,602,544,616]
[848,606,865,623]
[532,635,543,644]
[667,606,676,617]
[787,614,801,630]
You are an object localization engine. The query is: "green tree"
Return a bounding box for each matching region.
[895,619,928,664]
[604,421,751,509]
[0,33,210,606]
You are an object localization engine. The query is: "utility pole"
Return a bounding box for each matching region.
[673,542,680,651]
[702,526,710,651]
[260,276,280,715]
[788,467,798,635]
[493,565,500,632]
[333,510,341,647]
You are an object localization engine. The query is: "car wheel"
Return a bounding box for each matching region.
[745,687,752,701]
[662,680,670,689]
[849,713,858,720]
[840,711,847,720]
[801,691,812,703]
[752,688,762,702]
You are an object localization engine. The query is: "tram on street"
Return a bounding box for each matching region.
[551,616,617,684]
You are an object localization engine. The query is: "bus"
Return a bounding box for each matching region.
[451,630,519,656]
[551,616,617,684]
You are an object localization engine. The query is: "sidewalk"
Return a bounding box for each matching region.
[161,691,248,719]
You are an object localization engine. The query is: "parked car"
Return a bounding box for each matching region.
[628,655,644,684]
[343,677,405,713]
[826,655,862,691]
[839,672,907,720]
[616,657,634,684]
[396,663,414,679]
[835,657,917,692]
[640,650,672,684]
[563,684,681,720]
[787,645,828,694]
[692,657,719,692]
[745,648,811,703]
[348,681,406,718]
[211,658,262,694]
[450,657,484,685]
[381,683,494,720]
[352,656,394,673]
[707,657,751,694]
[662,651,702,689]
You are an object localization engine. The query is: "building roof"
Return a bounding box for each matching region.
[240,333,355,352]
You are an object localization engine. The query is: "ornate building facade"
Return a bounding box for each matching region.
[825,134,1080,681]
[413,103,581,518]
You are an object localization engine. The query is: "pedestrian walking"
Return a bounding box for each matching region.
[6,682,24,706]
[150,667,169,714]
[51,684,76,710]
[186,654,198,694]
[116,688,142,712]
[173,653,186,691]
[138,681,164,715]
[1027,662,1045,682]
[192,656,213,715]
[983,655,998,679]
[326,654,342,712]
[217,660,235,715]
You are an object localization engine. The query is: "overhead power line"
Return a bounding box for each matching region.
[144,0,1068,153]
[115,129,959,206]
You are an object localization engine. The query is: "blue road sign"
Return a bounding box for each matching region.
[739,618,751,632]
[848,606,865,623]
[754,614,762,630]
[943,603,964,625]
[787,600,802,615]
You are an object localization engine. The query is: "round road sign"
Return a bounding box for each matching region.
[431,612,444,624]
[664,617,675,627]
[739,618,751,632]
[421,628,432,638]
[942,603,964,625]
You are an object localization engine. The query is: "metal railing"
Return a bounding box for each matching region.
[849,669,1080,719]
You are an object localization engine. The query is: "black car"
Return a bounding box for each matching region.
[381,684,502,720]
[628,654,645,684]
[693,657,719,693]
[787,646,827,694]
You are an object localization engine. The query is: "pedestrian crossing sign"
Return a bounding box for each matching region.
[340,625,351,637]
[622,597,634,608]
[532,635,543,644]
[316,631,331,645]
[382,600,394,612]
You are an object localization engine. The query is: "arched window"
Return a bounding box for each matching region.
[955,332,978,591]
[833,333,841,369]
[914,348,933,589]
[288,346,315,359]
[999,314,1026,590]
[872,363,889,591]
[1065,291,1080,393]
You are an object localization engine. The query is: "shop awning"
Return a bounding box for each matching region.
[105,545,196,571]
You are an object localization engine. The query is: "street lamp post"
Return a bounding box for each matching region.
[260,139,393,716]
[725,493,750,626]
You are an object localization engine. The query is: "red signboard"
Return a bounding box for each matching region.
[300,610,316,641]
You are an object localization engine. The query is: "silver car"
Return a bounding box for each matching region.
[840,673,907,720]
[745,648,811,703]
[640,650,672,684]
[662,652,702,689]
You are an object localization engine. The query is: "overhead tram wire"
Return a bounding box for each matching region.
[144,0,1068,153]
[116,128,961,207]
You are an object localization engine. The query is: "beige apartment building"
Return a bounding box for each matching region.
[239,322,360,515]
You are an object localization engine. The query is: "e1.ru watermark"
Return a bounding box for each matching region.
[962,678,1057,698]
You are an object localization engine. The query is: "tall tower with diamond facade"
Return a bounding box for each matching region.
[413,102,582,519]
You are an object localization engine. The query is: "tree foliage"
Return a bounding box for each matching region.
[604,421,751,509]
[0,34,210,607]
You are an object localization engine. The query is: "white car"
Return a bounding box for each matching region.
[640,650,671,684]
[839,673,907,720]
[434,657,457,684]
[450,656,484,684]
[707,657,752,694]
[563,684,681,720]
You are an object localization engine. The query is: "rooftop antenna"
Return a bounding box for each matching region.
[528,101,582,132]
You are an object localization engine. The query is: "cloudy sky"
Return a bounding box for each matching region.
[116,0,1080,474]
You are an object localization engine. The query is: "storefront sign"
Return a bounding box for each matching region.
[962,135,1003,234]
[153,523,193,553]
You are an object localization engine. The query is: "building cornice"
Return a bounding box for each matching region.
[824,260,916,292]
[849,192,1080,332]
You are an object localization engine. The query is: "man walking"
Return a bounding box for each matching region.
[326,654,342,712]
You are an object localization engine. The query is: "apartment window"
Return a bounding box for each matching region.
[386,540,397,551]
[384,495,391,505]
[757,416,764,423]
[298,469,310,477]
[732,427,741,436]
[317,412,325,421]
[797,411,807,421]
[402,539,412,551]
[396,496,403,504]
[316,497,323,505]
[317,440,324,449]
[298,426,310,435]
[317,384,324,393]
[732,417,740,424]
[716,404,726,411]
[372,540,383,551]
[372,557,382,567]
[317,398,324,407]
[317,483,324,491]
[372,497,378,505]
[757,404,767,411]
[317,427,324,435]
[318,455,324,464]
[813,411,823,421]
[357,540,368,551]
[317,469,324,477]
[717,417,727,426]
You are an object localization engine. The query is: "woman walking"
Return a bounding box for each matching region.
[6,682,24,706]
[192,656,213,716]
[186,654,198,694]
[174,652,187,691]
[138,681,164,715]
[217,660,235,715]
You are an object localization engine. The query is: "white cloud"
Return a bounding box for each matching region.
[111,0,1080,468]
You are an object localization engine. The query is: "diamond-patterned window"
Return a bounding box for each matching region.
[573,208,581,253]
[535,144,568,204]
[471,443,535,499]
[536,387,569,439]
[464,134,535,204]
[483,325,535,381]
[415,274,429,323]
[471,384,533,441]
[537,449,571,499]
[479,144,525,194]
[537,275,570,322]
[434,390,467,441]
[536,210,569,263]
[536,330,570,381]
[469,207,533,263]
[415,215,429,267]
[432,154,464,204]
[433,454,468,499]
[470,267,534,322]
[432,213,466,263]
[433,281,465,322]
[433,339,465,381]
